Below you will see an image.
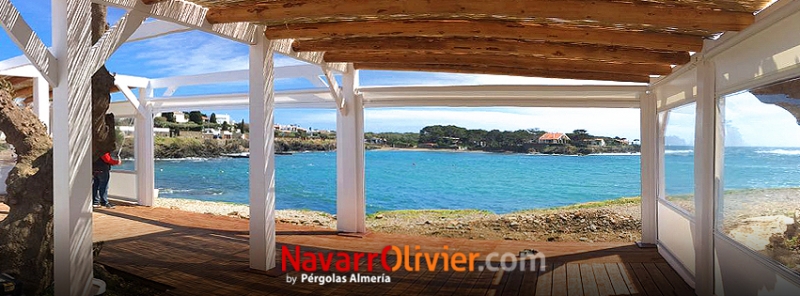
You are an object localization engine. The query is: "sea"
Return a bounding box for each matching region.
[113,147,800,214]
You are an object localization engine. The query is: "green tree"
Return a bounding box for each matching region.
[221,121,230,131]
[238,119,249,133]
[188,111,204,125]
[209,113,217,124]
[162,112,175,122]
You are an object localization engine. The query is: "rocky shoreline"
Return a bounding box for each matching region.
[151,197,643,243]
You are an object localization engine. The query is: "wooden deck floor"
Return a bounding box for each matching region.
[90,204,694,296]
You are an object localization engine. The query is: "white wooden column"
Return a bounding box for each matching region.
[248,32,277,271]
[32,75,50,132]
[135,86,155,206]
[639,92,658,246]
[694,59,717,296]
[336,65,366,233]
[51,0,95,295]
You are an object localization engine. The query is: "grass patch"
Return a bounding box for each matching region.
[512,196,642,214]
[368,209,492,219]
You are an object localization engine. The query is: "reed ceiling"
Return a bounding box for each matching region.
[135,0,774,82]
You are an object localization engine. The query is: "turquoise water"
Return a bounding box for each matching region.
[116,147,800,214]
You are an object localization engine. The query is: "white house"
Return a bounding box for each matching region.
[173,111,189,123]
[537,132,570,144]
[215,114,232,125]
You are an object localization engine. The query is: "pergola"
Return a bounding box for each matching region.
[2,0,800,295]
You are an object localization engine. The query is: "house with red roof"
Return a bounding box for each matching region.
[537,132,571,144]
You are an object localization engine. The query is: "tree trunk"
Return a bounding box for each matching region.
[0,4,116,294]
[91,3,117,160]
[0,79,55,296]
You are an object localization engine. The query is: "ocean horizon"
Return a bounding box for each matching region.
[114,147,800,214]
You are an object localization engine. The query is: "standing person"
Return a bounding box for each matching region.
[92,152,121,208]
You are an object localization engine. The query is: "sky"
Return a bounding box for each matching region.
[2,1,798,145]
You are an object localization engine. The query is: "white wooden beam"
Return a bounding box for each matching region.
[88,6,148,74]
[93,0,258,44]
[127,20,191,42]
[147,89,334,111]
[51,0,95,295]
[114,74,150,89]
[116,82,148,117]
[322,68,346,115]
[162,86,178,97]
[135,85,155,206]
[0,0,58,85]
[248,32,277,271]
[693,59,716,296]
[32,75,50,132]
[639,91,658,245]
[336,65,366,233]
[0,54,37,73]
[149,64,325,89]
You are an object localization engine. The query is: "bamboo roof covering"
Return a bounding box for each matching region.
[147,0,775,83]
[0,75,118,105]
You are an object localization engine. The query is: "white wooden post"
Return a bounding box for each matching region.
[135,86,155,206]
[694,59,717,296]
[639,92,658,246]
[248,32,277,271]
[32,75,50,132]
[336,65,366,233]
[51,0,95,295]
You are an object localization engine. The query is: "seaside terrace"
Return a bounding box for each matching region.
[1,0,800,295]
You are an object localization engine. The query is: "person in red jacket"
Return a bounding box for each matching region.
[92,152,121,208]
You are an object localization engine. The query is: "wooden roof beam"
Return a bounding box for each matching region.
[266,20,704,52]
[293,37,691,65]
[208,0,754,33]
[325,52,673,76]
[354,63,651,83]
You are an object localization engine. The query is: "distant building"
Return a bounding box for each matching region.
[584,138,606,147]
[215,114,232,125]
[173,111,189,123]
[274,124,301,132]
[367,137,386,144]
[537,132,570,144]
[614,138,630,145]
[117,126,170,136]
[631,139,641,145]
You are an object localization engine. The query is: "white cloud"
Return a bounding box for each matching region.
[724,92,800,147]
[110,32,302,77]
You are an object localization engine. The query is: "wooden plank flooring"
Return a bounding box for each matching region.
[92,205,695,296]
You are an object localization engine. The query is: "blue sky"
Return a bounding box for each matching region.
[12,1,800,145]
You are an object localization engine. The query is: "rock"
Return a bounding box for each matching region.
[728,215,795,251]
[446,225,456,229]
[424,220,431,225]
[507,216,518,221]
[589,224,597,231]
[510,222,520,228]
[579,237,588,242]
[375,214,384,219]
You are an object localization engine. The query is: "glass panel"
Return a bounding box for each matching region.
[113,117,135,171]
[718,77,800,275]
[663,103,696,214]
